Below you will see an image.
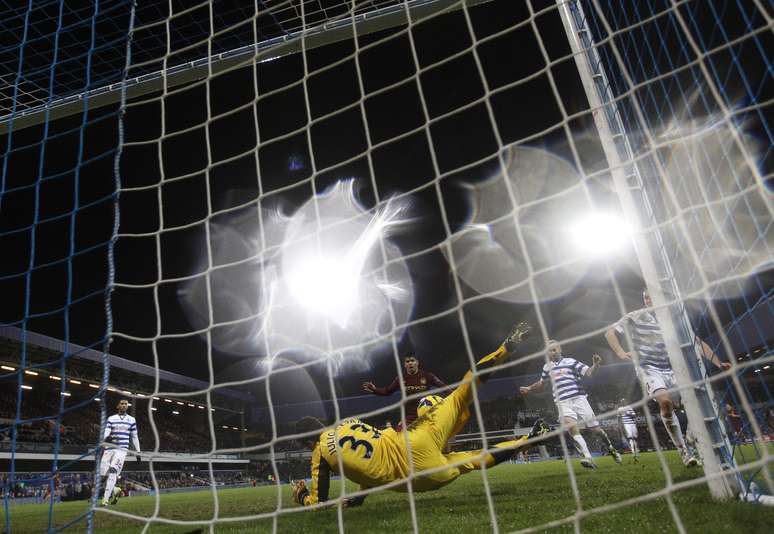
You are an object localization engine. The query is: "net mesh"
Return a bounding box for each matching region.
[0,0,772,532]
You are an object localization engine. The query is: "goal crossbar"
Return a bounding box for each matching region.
[0,0,494,135]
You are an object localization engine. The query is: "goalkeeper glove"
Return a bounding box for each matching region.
[503,321,531,352]
[343,495,366,508]
[291,480,309,506]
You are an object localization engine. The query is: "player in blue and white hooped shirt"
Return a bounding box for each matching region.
[605,288,730,467]
[520,340,622,469]
[99,399,141,506]
[617,399,639,461]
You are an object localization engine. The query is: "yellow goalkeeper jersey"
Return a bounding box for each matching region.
[302,418,408,505]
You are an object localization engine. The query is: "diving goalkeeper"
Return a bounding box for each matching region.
[291,322,550,507]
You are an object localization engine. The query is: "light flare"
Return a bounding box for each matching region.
[180,180,414,371]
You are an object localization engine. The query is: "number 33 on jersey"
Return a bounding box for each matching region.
[300,418,407,505]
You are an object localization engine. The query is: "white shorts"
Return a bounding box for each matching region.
[99,448,127,477]
[640,367,677,398]
[556,396,599,428]
[623,423,638,439]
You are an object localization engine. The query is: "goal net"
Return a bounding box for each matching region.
[0,0,771,532]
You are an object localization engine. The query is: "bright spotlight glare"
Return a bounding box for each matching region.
[286,256,359,326]
[570,214,631,256]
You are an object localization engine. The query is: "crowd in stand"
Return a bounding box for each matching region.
[0,472,94,502]
[0,382,245,453]
[0,339,245,415]
[0,469,251,501]
[126,469,249,490]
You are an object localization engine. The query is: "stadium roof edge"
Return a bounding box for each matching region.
[0,0,495,134]
[0,325,251,402]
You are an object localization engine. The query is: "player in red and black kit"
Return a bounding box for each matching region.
[362,355,447,429]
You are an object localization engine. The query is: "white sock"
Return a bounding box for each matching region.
[628,438,639,456]
[104,473,117,502]
[572,433,592,459]
[661,414,686,451]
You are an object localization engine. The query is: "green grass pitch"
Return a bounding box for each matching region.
[3,451,773,533]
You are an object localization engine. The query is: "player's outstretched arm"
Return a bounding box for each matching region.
[698,339,731,371]
[363,377,399,396]
[584,354,602,377]
[605,327,633,360]
[295,446,331,506]
[520,379,544,396]
[102,421,113,446]
[131,422,141,462]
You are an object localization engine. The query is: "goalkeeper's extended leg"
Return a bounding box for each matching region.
[445,419,551,473]
[432,322,531,448]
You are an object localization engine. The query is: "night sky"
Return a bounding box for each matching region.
[1,0,770,409]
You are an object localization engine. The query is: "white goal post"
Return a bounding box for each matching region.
[556,0,739,500]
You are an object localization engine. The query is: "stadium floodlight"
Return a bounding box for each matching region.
[172,410,179,415]
[281,190,409,331]
[20,385,32,390]
[285,256,360,326]
[49,375,62,381]
[24,370,39,376]
[61,392,71,397]
[164,399,172,403]
[0,365,14,371]
[568,213,631,256]
[88,383,100,389]
[180,180,413,361]
[70,379,82,385]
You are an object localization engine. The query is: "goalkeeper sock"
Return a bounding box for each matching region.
[572,434,592,459]
[628,438,639,456]
[661,414,686,450]
[489,436,529,466]
[104,473,118,503]
[474,346,508,383]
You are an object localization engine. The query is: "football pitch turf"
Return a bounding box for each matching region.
[3,450,773,534]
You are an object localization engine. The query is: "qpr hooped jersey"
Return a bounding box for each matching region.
[615,310,671,373]
[541,357,590,402]
[105,413,137,450]
[618,405,637,425]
